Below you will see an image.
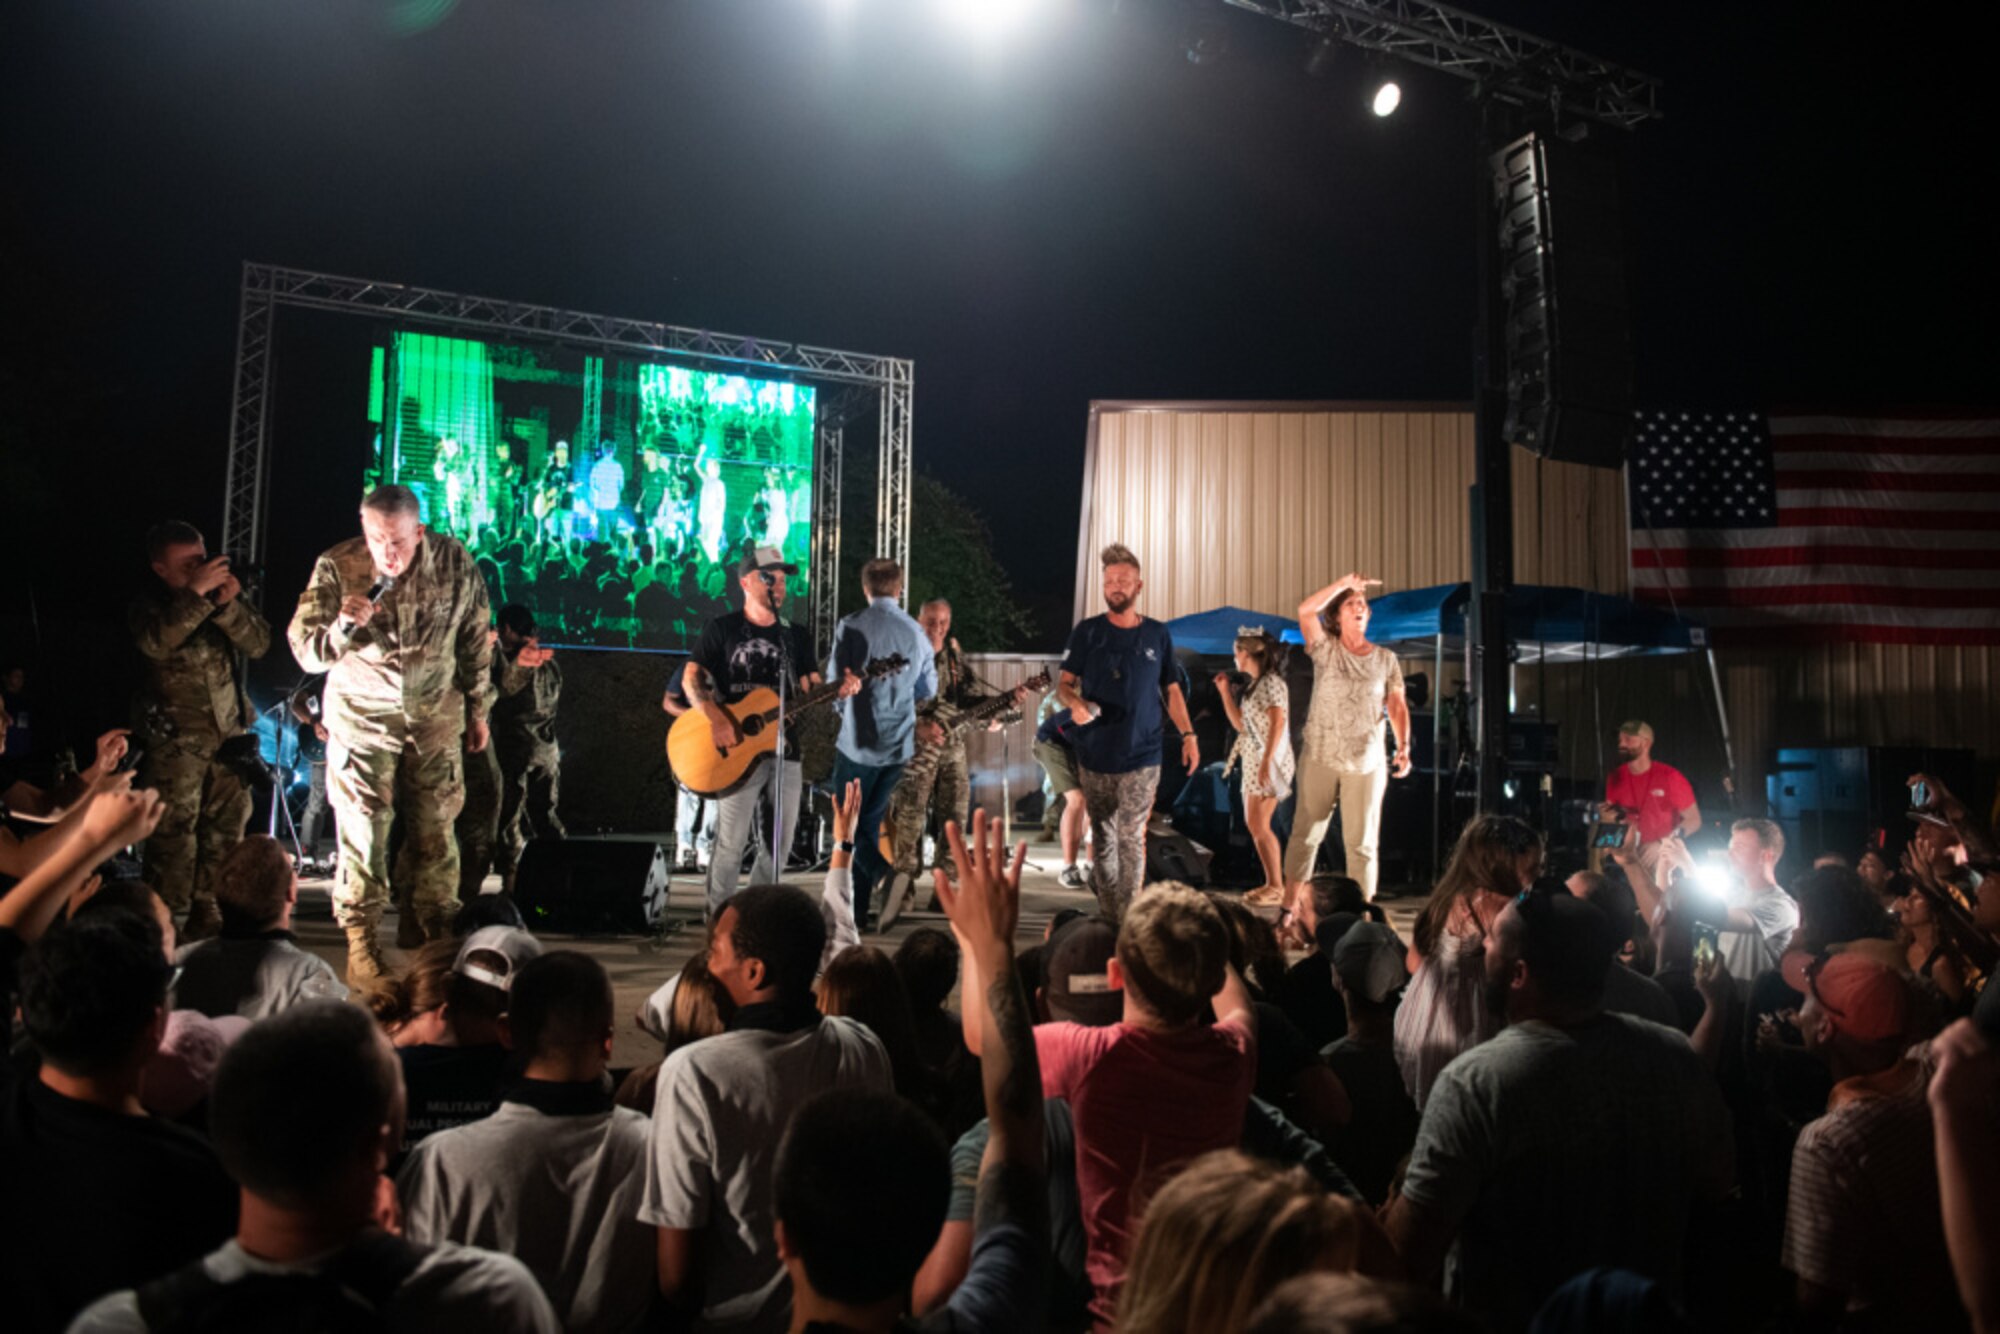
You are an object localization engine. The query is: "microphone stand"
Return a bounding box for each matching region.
[765,574,790,881]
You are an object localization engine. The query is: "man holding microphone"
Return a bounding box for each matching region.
[1055,543,1198,921]
[289,484,493,983]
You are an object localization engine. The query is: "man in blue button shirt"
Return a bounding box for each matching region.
[827,559,940,929]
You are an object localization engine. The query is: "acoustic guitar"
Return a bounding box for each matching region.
[666,654,909,798]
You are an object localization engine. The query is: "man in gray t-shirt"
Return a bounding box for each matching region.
[174,834,347,1020]
[1386,890,1733,1332]
[641,884,890,1333]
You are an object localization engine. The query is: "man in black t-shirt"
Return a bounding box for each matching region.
[2,912,238,1332]
[681,547,835,915]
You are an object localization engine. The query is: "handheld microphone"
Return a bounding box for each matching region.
[339,574,396,634]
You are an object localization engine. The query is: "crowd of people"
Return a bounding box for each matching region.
[1,512,1997,1333]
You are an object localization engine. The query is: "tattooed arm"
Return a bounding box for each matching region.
[932,811,1049,1329]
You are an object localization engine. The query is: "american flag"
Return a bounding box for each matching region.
[1627,411,2000,645]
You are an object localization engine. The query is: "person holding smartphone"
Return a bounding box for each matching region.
[1600,721,1701,885]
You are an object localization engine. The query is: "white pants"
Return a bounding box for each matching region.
[675,784,718,860]
[1283,759,1391,899]
[705,759,801,916]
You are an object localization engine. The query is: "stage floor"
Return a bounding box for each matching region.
[291,839,1421,1068]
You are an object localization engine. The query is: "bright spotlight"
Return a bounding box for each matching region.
[938,0,1046,40]
[1371,80,1402,117]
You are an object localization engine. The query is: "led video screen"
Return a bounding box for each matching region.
[366,332,815,651]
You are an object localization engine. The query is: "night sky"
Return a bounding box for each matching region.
[4,0,1995,659]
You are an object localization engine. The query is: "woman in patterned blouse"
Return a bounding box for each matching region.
[1216,627,1296,915]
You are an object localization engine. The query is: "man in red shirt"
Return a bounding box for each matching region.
[1601,721,1700,882]
[956,877,1257,1329]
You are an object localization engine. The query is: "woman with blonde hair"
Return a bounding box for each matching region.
[1117,1150,1360,1334]
[1392,814,1543,1109]
[1216,627,1295,917]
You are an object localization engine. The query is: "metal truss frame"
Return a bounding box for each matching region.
[1220,0,1663,130]
[218,262,914,618]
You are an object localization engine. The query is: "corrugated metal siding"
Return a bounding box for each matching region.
[1077,405,1623,620]
[1068,403,1999,802]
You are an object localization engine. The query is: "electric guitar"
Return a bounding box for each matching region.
[666,655,909,798]
[880,671,1051,863]
[903,670,1051,788]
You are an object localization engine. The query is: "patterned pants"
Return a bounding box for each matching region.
[1076,763,1159,920]
[140,729,252,914]
[328,727,465,929]
[886,743,972,878]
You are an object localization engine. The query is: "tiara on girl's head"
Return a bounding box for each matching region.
[1237,625,1269,638]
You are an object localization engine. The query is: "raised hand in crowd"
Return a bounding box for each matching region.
[88,728,131,779]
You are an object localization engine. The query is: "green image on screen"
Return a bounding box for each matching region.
[366,332,815,652]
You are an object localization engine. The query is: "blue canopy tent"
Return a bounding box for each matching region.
[1276,583,1707,663]
[1269,583,1730,876]
[1163,605,1293,657]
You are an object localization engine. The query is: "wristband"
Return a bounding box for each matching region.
[835,839,856,854]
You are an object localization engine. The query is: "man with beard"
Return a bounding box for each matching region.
[1385,887,1734,1329]
[1054,544,1198,920]
[682,546,847,916]
[1601,720,1701,886]
[288,485,493,983]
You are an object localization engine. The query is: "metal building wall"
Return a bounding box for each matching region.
[1073,402,1627,622]
[1068,401,1998,806]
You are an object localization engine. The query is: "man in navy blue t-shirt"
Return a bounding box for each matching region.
[1055,543,1198,919]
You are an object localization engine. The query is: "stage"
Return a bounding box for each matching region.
[288,838,1423,1068]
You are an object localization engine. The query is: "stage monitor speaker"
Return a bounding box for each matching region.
[1145,825,1212,888]
[512,837,670,935]
[1491,131,1634,469]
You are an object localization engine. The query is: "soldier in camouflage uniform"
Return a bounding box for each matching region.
[288,485,493,983]
[883,599,1023,883]
[453,719,504,906]
[489,603,566,892]
[130,520,272,936]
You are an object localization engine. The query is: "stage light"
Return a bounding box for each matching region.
[937,0,1046,41]
[1371,79,1402,117]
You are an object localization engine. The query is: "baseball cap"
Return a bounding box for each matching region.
[1330,921,1409,1005]
[1043,916,1122,1027]
[1780,946,1910,1044]
[455,926,544,993]
[737,545,799,577]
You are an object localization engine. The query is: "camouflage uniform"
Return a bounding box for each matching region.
[491,646,565,887]
[287,533,492,945]
[129,586,271,916]
[455,737,503,902]
[886,639,984,877]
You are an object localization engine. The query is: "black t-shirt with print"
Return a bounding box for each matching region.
[690,611,814,746]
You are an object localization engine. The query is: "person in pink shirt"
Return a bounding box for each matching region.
[959,880,1257,1328]
[1601,721,1701,883]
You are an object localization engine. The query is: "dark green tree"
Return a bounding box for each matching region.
[838,454,1035,651]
